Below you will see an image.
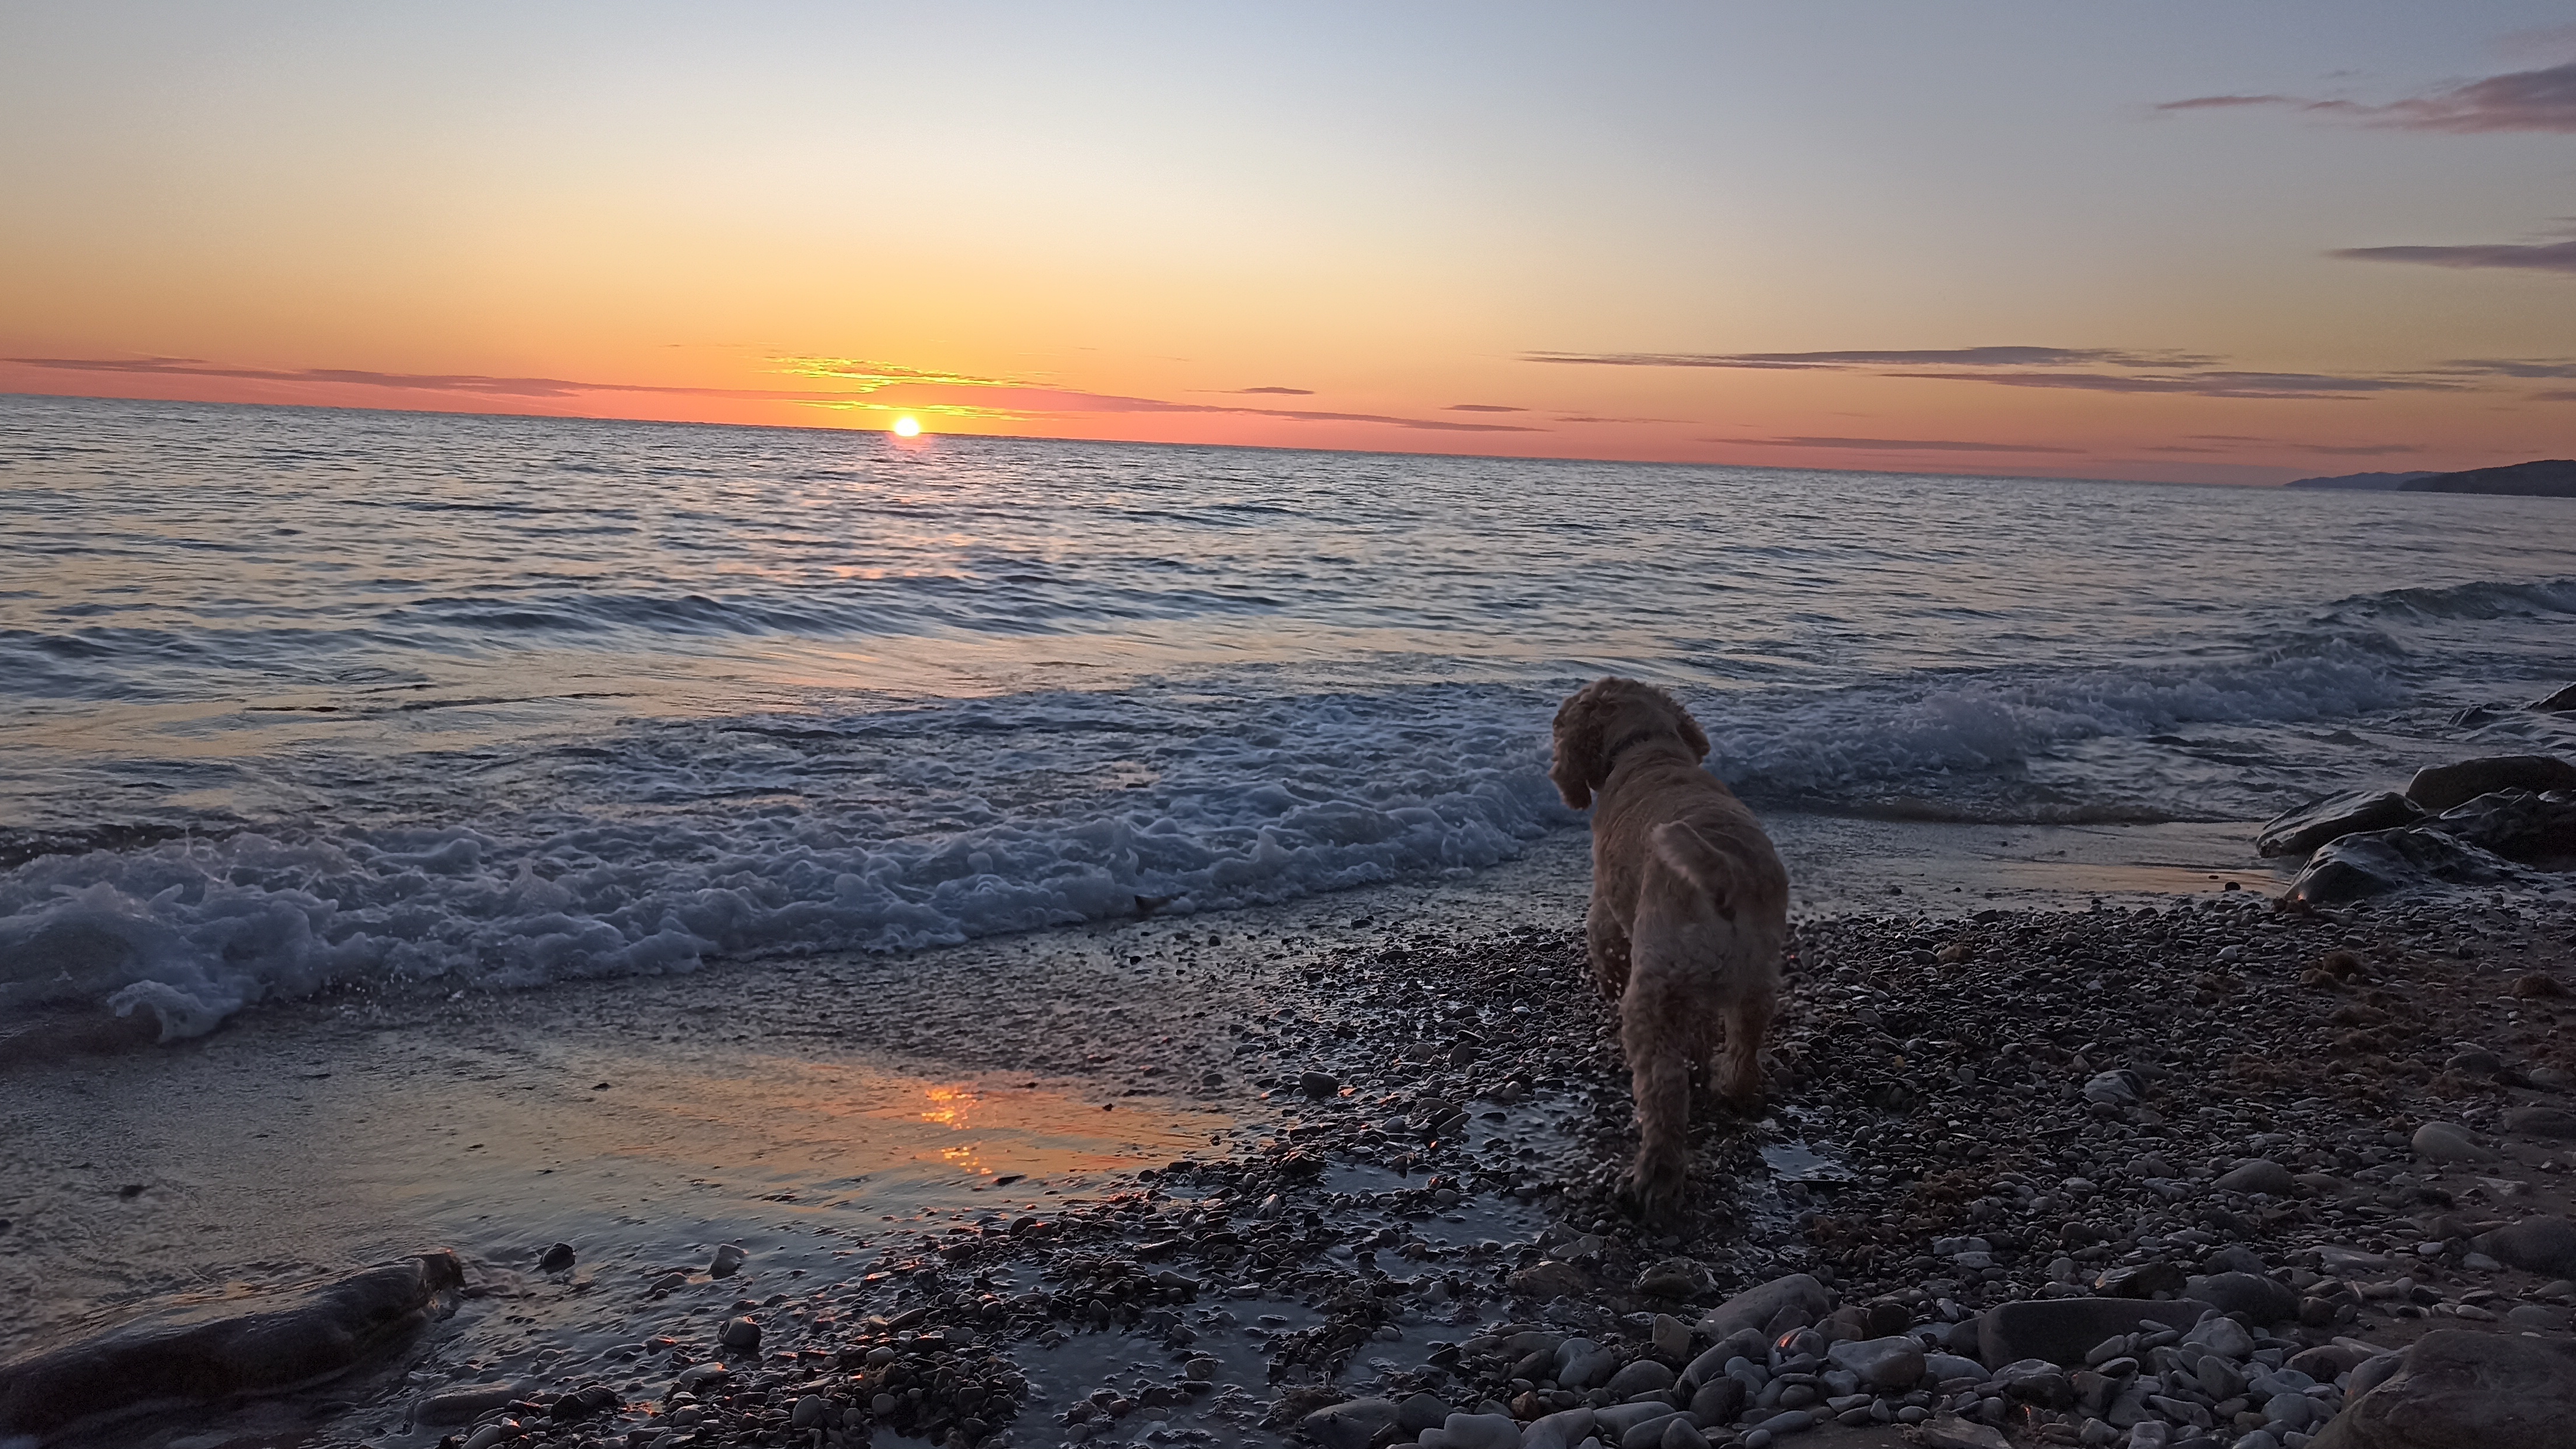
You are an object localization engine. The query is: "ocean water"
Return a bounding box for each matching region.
[4,393,2573,1038]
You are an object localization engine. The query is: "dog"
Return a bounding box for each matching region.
[1549,676,1788,1220]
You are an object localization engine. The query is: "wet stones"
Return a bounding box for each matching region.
[1301,1394,1400,1449]
[708,1241,748,1278]
[718,1315,762,1352]
[415,1382,522,1426]
[1299,1070,1341,1098]
[1695,1272,1830,1343]
[536,1241,575,1274]
[2406,756,2576,812]
[2258,791,2424,860]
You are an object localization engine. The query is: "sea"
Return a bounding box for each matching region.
[5,392,2574,1042]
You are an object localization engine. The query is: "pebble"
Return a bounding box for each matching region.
[708,1242,747,1277]
[2410,1121,2495,1164]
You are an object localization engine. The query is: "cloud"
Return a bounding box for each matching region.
[1732,436,2081,454]
[1528,345,2201,370]
[1885,369,2454,400]
[2437,358,2576,377]
[1231,385,1314,395]
[2535,389,2576,402]
[12,353,1543,434]
[2330,239,2576,274]
[1444,403,1526,413]
[2305,442,2423,455]
[2158,59,2576,134]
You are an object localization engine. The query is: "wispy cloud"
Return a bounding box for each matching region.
[1444,403,1526,413]
[2305,442,2423,455]
[1886,369,2456,400]
[2330,239,2576,274]
[2535,389,2576,402]
[1528,346,2203,370]
[5,354,833,400]
[1231,385,1314,395]
[1730,435,2081,454]
[2157,59,2576,133]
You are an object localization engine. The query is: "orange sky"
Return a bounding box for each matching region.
[3,4,2571,483]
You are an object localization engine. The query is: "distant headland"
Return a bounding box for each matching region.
[2287,458,2576,496]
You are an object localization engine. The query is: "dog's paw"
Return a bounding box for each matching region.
[1621,1157,1688,1225]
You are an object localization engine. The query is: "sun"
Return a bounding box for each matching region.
[891,416,922,438]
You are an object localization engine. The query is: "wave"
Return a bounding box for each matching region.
[2321,577,2576,624]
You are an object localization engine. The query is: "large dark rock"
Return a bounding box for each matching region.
[2407,756,2576,813]
[0,1251,463,1441]
[2427,790,2576,863]
[2475,1216,2576,1277]
[2533,683,2576,713]
[2285,826,2525,905]
[1976,1298,2209,1369]
[2258,791,2424,859]
[1694,1272,1829,1345]
[2311,1328,2576,1448]
[2182,1272,2299,1324]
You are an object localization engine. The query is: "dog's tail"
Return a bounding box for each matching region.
[1649,821,1741,923]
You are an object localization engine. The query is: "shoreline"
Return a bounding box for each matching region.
[6,821,2575,1447]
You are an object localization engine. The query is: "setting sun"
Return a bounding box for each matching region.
[891,416,922,438]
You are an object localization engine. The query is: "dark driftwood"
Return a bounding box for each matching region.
[0,1250,462,1441]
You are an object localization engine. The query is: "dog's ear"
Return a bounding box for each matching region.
[1676,705,1710,761]
[1549,682,1609,811]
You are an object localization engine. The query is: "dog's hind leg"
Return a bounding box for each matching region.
[1585,898,1631,1001]
[1718,982,1774,1113]
[1620,984,1691,1222]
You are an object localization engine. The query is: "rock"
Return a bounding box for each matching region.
[2082,1070,2142,1107]
[1633,1257,1713,1300]
[1917,1416,2011,1449]
[1518,1407,1595,1449]
[1978,1298,2209,1368]
[2286,826,2524,905]
[1824,1335,1926,1393]
[2311,1328,2576,1448]
[2476,1217,2576,1277]
[718,1317,761,1352]
[536,1243,575,1274]
[1299,1070,1341,1098]
[1650,1313,1691,1361]
[709,1243,748,1278]
[2186,1273,2300,1324]
[1993,1358,2076,1408]
[2258,791,2424,859]
[1660,1417,1709,1449]
[1696,1273,1830,1344]
[2203,1244,2267,1277]
[1926,1352,1986,1381]
[2182,1315,2256,1360]
[1604,1359,1675,1396]
[790,1394,830,1428]
[2505,1106,2576,1141]
[1301,1396,1399,1449]
[461,1426,510,1449]
[2428,788,2576,862]
[2407,756,2576,812]
[1398,1393,1453,1436]
[2534,683,2576,713]
[1419,1410,1518,1449]
[1510,1260,1591,1301]
[2509,1304,2568,1331]
[0,1250,464,1442]
[2412,1121,2495,1163]
[2094,1261,2186,1298]
[2214,1159,2299,1196]
[416,1382,523,1426]
[1686,1377,1743,1421]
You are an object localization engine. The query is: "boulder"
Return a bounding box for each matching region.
[2534,683,2576,713]
[1694,1272,1829,1345]
[1396,1393,1453,1437]
[1603,1359,1674,1397]
[2413,1121,2496,1164]
[2258,791,2424,859]
[2311,1328,2576,1449]
[1824,1335,1926,1392]
[1418,1411,1519,1449]
[1518,1407,1595,1449]
[1510,1260,1591,1301]
[1301,1396,1399,1449]
[2476,1217,2576,1277]
[2286,826,2524,906]
[2407,756,2576,812]
[2427,789,2576,862]
[2184,1272,2300,1324]
[1976,1298,2210,1369]
[2504,1106,2576,1141]
[0,1251,463,1441]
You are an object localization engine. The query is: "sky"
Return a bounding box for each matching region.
[2,1,2571,484]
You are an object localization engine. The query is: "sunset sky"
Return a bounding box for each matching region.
[3,2,2571,483]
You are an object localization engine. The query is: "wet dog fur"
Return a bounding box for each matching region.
[1549,677,1788,1221]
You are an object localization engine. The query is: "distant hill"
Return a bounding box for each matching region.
[2401,458,2576,498]
[2283,470,2436,491]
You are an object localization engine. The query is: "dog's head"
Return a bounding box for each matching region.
[1548,676,1709,811]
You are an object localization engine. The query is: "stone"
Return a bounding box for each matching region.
[0,1251,464,1443]
[2183,1316,2256,1360]
[1926,1352,1986,1381]
[2094,1261,2186,1298]
[1517,1407,1594,1449]
[2408,756,2576,812]
[1616,1411,1684,1449]
[2311,1329,2576,1448]
[1978,1298,2210,1369]
[2203,1245,2267,1277]
[2509,1304,2568,1330]
[1825,1335,1926,1393]
[1556,1339,1620,1390]
[1660,1417,1709,1449]
[2285,826,2522,905]
[1634,1257,1713,1300]
[718,1317,761,1352]
[2532,683,2576,712]
[1604,1359,1675,1396]
[2083,1070,2142,1107]
[2257,791,2424,859]
[1418,1410,1519,1449]
[2476,1217,2576,1277]
[1695,1273,1831,1345]
[416,1383,523,1426]
[1993,1358,2076,1408]
[2214,1160,2299,1197]
[2186,1273,2300,1324]
[1917,1416,2011,1449]
[2429,789,2576,862]
[790,1394,830,1428]
[1301,1396,1399,1449]
[536,1243,576,1274]
[1397,1392,1452,1436]
[1650,1313,1691,1361]
[2505,1106,2576,1141]
[1299,1070,1341,1098]
[709,1243,748,1277]
[1511,1260,1592,1301]
[2411,1121,2495,1163]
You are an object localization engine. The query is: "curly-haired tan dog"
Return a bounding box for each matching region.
[1550,676,1788,1221]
